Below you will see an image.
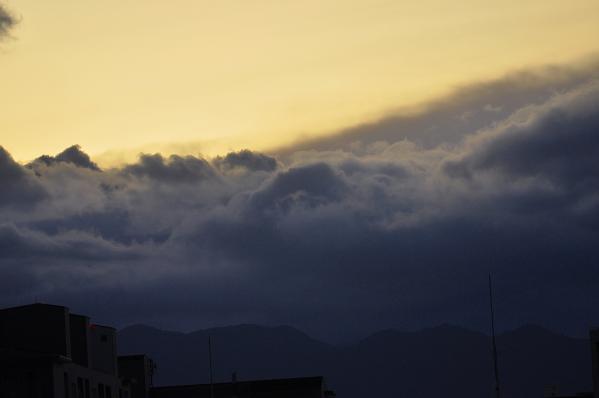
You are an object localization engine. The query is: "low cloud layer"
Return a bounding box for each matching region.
[2,71,599,341]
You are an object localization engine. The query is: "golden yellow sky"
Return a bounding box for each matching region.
[1,0,599,164]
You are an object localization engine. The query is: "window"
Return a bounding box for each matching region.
[77,378,84,398]
[106,386,112,398]
[85,379,90,398]
[101,334,108,342]
[98,384,105,398]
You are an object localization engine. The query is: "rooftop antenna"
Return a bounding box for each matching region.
[489,274,501,398]
[209,335,215,398]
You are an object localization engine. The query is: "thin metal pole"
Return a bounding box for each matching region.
[209,335,215,398]
[489,274,501,398]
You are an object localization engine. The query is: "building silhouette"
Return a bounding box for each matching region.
[0,303,130,397]
[591,329,599,398]
[150,376,335,398]
[0,303,335,398]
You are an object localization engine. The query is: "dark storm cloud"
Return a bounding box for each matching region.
[0,146,46,208]
[30,145,101,171]
[122,153,216,183]
[442,81,599,228]
[55,145,101,170]
[246,163,349,215]
[446,83,599,187]
[214,149,278,172]
[2,68,599,341]
[275,60,599,157]
[0,3,16,39]
[0,223,140,262]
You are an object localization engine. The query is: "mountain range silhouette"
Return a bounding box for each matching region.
[118,323,591,398]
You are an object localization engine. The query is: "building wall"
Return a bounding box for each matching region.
[0,304,71,358]
[119,355,155,398]
[70,314,91,368]
[54,361,128,398]
[89,325,118,376]
[0,360,55,398]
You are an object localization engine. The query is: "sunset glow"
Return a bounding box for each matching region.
[2,0,599,163]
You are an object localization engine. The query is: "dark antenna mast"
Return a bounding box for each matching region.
[489,274,501,398]
[209,335,215,398]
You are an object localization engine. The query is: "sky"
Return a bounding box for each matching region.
[2,0,599,164]
[2,1,599,343]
